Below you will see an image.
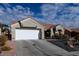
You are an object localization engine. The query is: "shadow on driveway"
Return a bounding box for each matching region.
[48,39,79,52]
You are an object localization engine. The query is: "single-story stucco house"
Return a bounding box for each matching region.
[11,16,79,41]
[11,17,55,40]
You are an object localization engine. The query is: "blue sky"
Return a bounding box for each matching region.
[0,3,79,28]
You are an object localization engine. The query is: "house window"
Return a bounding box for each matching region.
[44,29,51,39]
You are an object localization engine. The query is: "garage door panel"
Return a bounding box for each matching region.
[15,29,39,40]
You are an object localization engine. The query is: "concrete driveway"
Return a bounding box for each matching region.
[15,40,79,56]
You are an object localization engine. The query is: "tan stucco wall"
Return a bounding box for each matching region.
[50,28,54,37]
[11,18,45,40]
[55,25,65,35]
[0,28,1,35]
[11,23,20,40]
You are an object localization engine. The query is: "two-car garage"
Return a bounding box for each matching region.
[15,29,40,40]
[11,17,52,40]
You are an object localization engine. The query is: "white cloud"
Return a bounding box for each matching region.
[0,4,34,25]
[41,3,79,28]
[0,3,79,28]
[41,4,57,17]
[68,6,79,14]
[0,10,4,15]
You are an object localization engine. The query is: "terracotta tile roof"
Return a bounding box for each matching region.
[65,27,79,33]
[42,23,55,30]
[71,28,79,32]
[11,20,18,24]
[65,28,72,32]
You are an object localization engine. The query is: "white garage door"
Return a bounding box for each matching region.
[15,29,40,40]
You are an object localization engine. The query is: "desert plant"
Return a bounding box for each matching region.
[0,35,7,46]
[0,34,11,53]
[1,46,12,51]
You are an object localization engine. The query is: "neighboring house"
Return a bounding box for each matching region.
[71,28,79,32]
[54,24,79,37]
[11,17,54,40]
[63,27,79,37]
[0,23,9,36]
[69,28,79,37]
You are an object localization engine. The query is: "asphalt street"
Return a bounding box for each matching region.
[15,40,79,56]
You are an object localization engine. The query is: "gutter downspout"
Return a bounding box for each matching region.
[18,21,23,28]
